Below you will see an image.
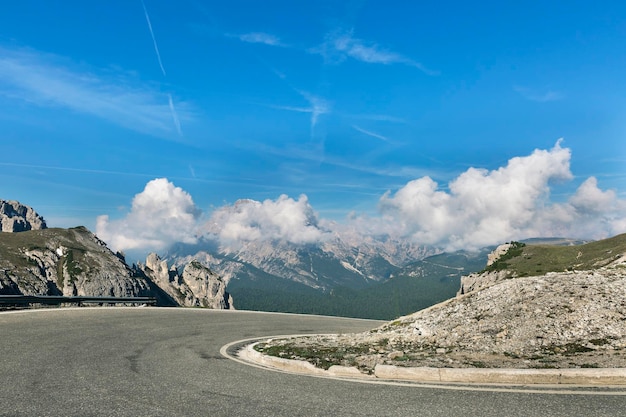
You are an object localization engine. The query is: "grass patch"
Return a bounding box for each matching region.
[256,341,371,370]
[545,343,595,355]
[480,233,626,277]
[589,338,612,346]
[467,361,488,368]
[392,355,412,362]
[581,363,599,368]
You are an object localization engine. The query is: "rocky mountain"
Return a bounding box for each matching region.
[165,238,488,319]
[258,233,626,371]
[0,200,232,309]
[138,253,232,309]
[0,225,163,300]
[0,200,47,232]
[167,234,435,292]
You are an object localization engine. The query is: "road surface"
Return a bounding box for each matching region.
[0,308,624,416]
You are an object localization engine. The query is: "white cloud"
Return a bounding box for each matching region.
[514,85,564,102]
[205,195,328,246]
[534,177,626,239]
[377,141,626,250]
[96,178,201,253]
[95,143,626,255]
[0,46,190,139]
[235,32,285,47]
[313,29,438,75]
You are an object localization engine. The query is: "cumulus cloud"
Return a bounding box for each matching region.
[96,178,201,253]
[96,143,626,256]
[377,141,626,250]
[205,195,328,246]
[534,177,626,239]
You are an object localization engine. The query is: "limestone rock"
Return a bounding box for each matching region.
[458,270,509,295]
[486,243,513,266]
[0,200,47,232]
[140,254,232,309]
[457,243,520,295]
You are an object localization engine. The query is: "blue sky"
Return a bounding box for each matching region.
[1,1,625,253]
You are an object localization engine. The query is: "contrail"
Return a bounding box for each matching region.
[141,0,166,76]
[139,1,183,137]
[168,93,182,136]
[352,125,390,142]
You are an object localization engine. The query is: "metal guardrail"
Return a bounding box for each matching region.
[0,295,157,306]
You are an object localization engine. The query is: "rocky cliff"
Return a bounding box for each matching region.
[0,200,47,232]
[140,253,232,309]
[0,226,162,300]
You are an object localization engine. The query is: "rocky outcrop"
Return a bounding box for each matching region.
[0,226,161,300]
[458,270,509,295]
[140,253,232,309]
[458,243,520,295]
[486,243,513,266]
[0,200,47,232]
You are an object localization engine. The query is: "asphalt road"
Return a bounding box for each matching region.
[1,308,624,417]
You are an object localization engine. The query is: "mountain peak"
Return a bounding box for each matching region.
[0,200,47,232]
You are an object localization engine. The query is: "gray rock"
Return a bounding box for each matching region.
[0,226,155,299]
[0,200,47,232]
[140,254,232,309]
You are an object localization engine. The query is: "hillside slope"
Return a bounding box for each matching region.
[257,234,626,371]
[0,226,162,299]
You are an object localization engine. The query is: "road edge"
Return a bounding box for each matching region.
[235,339,626,386]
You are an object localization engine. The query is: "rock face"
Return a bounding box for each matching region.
[458,270,509,295]
[0,200,47,232]
[140,253,232,309]
[0,226,160,299]
[486,243,513,266]
[458,243,520,295]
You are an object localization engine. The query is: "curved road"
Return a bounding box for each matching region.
[1,308,624,417]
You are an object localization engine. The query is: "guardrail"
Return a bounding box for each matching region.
[0,295,157,306]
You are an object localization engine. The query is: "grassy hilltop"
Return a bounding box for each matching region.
[486,233,626,276]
